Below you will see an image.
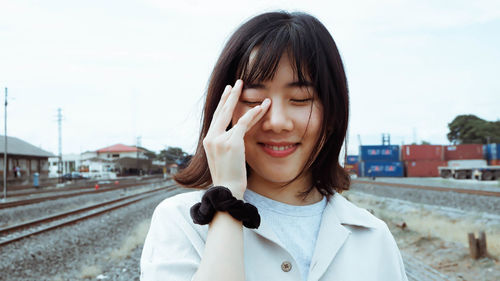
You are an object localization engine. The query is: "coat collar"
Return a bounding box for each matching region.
[328,192,380,229]
[307,192,381,280]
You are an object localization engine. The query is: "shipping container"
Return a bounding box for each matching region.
[489,159,500,166]
[444,144,483,160]
[485,143,499,160]
[344,163,359,175]
[401,145,444,161]
[404,160,447,177]
[359,161,404,177]
[346,155,359,164]
[360,145,400,162]
[344,164,357,170]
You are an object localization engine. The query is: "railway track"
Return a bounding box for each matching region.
[0,178,168,209]
[4,175,164,197]
[352,179,500,197]
[0,183,178,247]
[4,175,163,193]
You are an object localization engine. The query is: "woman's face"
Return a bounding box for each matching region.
[232,54,323,184]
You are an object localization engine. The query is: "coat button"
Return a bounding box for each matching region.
[281,261,292,272]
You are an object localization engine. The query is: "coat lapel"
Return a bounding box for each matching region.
[307,195,351,281]
[249,216,286,249]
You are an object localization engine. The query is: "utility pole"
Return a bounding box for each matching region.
[136,136,141,175]
[57,108,63,182]
[3,87,7,201]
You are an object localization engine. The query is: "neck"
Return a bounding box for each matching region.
[247,172,323,206]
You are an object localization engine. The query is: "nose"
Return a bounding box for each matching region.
[261,100,293,133]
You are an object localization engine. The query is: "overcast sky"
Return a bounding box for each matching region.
[1,0,499,157]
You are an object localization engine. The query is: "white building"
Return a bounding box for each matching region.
[48,153,82,177]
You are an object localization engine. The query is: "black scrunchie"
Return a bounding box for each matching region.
[190,186,260,229]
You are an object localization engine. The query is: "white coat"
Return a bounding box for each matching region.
[141,190,408,281]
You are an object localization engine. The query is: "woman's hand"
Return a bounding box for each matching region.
[203,80,270,199]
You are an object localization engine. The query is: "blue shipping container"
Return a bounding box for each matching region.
[346,155,359,164]
[360,161,404,177]
[360,145,401,161]
[485,144,499,160]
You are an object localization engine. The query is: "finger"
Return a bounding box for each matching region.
[210,85,232,127]
[230,98,270,140]
[244,98,271,131]
[212,80,244,133]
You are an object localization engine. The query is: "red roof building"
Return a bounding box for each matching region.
[83,143,149,161]
[96,144,143,153]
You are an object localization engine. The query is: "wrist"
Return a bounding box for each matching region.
[190,186,261,229]
[213,183,245,199]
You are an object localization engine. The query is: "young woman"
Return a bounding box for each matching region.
[141,11,408,281]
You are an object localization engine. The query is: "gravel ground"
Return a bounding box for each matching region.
[0,181,173,228]
[0,186,191,281]
[350,181,500,214]
[353,176,500,192]
[345,190,500,281]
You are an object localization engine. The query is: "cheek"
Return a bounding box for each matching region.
[304,103,323,138]
[293,105,322,132]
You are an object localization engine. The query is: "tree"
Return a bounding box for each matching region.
[135,146,157,160]
[159,147,187,164]
[143,150,157,160]
[447,115,500,144]
[420,140,431,145]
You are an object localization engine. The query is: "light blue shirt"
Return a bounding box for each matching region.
[244,189,327,281]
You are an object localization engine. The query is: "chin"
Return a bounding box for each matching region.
[250,166,301,184]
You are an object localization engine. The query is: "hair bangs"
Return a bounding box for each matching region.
[237,24,313,86]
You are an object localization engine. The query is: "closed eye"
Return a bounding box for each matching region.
[240,100,263,107]
[291,98,313,104]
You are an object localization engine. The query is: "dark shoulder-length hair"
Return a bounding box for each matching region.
[175,11,350,197]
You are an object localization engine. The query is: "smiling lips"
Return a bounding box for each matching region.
[259,142,299,157]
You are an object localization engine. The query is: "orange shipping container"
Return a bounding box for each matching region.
[344,163,359,175]
[444,144,483,160]
[402,145,444,161]
[404,160,448,177]
[490,159,500,166]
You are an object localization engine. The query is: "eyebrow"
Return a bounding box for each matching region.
[244,80,314,89]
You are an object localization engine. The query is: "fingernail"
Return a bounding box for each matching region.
[235,80,242,87]
[262,98,270,106]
